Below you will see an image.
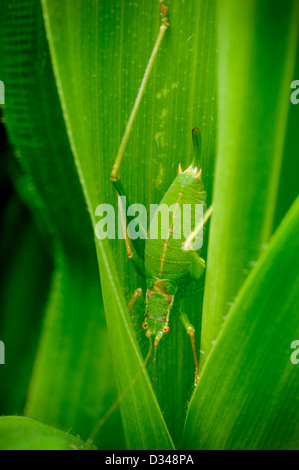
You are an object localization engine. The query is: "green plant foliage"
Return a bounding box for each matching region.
[0,0,125,449]
[40,0,217,447]
[0,0,298,451]
[0,417,86,450]
[200,0,299,365]
[184,197,299,450]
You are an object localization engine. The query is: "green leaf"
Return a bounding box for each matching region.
[2,0,296,452]
[200,0,299,366]
[40,0,217,447]
[0,195,51,415]
[93,238,174,450]
[24,255,125,450]
[0,416,86,450]
[0,0,123,449]
[274,34,299,229]
[184,197,299,450]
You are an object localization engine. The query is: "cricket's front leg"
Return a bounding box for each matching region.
[117,187,145,279]
[113,180,147,268]
[128,288,143,311]
[179,310,200,386]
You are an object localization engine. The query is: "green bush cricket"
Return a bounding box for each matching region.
[89,1,213,444]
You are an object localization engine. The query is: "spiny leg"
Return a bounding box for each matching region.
[179,311,200,386]
[110,2,169,182]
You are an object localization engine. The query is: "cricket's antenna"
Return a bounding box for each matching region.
[87,338,153,446]
[152,343,158,386]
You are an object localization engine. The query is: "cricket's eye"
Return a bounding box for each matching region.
[141,321,148,330]
[163,325,170,334]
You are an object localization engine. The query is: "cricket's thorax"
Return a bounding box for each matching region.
[142,278,178,345]
[144,172,207,283]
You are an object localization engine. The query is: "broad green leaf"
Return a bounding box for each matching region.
[0,194,51,415]
[274,34,299,229]
[0,416,86,450]
[200,0,299,366]
[184,197,299,450]
[0,128,52,415]
[41,0,217,447]
[0,0,123,449]
[24,256,125,450]
[3,0,296,452]
[92,238,174,449]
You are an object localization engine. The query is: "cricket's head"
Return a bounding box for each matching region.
[141,278,177,347]
[176,165,206,196]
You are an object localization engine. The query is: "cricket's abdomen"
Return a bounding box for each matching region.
[144,172,206,285]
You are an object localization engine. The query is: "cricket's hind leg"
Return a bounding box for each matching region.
[179,310,200,386]
[109,3,169,261]
[110,2,169,184]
